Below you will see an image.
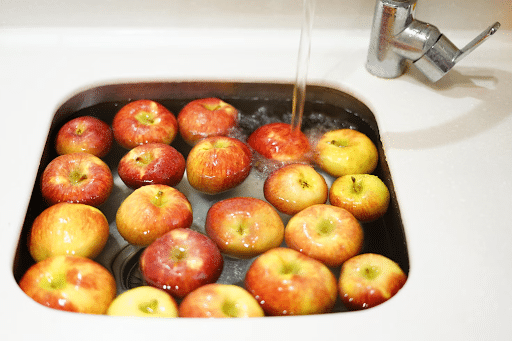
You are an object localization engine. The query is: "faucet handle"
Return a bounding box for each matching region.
[414,22,501,82]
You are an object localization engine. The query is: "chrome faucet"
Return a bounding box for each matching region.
[366,0,501,82]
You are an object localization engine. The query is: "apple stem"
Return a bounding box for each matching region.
[351,176,361,193]
[153,191,164,206]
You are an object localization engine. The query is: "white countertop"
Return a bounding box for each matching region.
[1,1,511,340]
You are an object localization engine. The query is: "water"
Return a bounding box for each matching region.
[291,0,316,134]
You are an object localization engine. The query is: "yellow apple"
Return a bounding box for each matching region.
[29,202,110,262]
[107,286,178,318]
[314,129,378,177]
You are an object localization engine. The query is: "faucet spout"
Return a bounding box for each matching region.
[366,0,501,82]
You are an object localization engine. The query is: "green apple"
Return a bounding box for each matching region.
[329,174,390,222]
[107,286,179,318]
[284,204,364,267]
[338,253,407,310]
[314,129,378,177]
[179,283,265,318]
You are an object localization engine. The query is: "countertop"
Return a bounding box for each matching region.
[1,1,511,340]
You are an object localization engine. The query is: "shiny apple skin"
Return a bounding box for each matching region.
[264,163,328,215]
[179,283,265,318]
[41,152,113,207]
[186,136,252,195]
[329,174,390,222]
[247,122,311,162]
[338,253,407,310]
[19,255,116,314]
[55,116,113,158]
[117,143,186,189]
[314,129,378,177]
[116,184,193,246]
[178,97,239,146]
[112,99,178,149]
[29,202,110,262]
[106,286,179,318]
[244,247,337,316]
[139,228,224,299]
[284,204,363,267]
[205,197,284,259]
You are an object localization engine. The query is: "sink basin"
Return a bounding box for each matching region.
[13,81,409,312]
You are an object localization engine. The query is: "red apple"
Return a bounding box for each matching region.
[284,204,364,267]
[28,202,110,262]
[139,228,224,299]
[338,253,407,310]
[264,163,328,215]
[179,283,265,318]
[247,122,311,162]
[112,99,178,149]
[117,142,185,189]
[106,286,179,318]
[314,128,378,177]
[55,116,113,158]
[116,184,193,246]
[205,197,284,259]
[244,247,337,316]
[329,174,390,222]
[19,255,116,314]
[186,136,252,195]
[41,152,113,207]
[177,97,239,146]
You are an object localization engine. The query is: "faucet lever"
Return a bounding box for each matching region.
[366,0,501,82]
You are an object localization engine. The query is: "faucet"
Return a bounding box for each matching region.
[366,0,501,82]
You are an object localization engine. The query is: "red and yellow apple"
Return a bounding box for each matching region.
[112,99,178,149]
[264,163,328,215]
[329,174,390,222]
[117,142,186,189]
[338,253,407,310]
[41,152,113,207]
[55,115,113,158]
[244,247,337,316]
[28,202,110,262]
[116,184,193,246]
[106,286,179,318]
[178,97,239,146]
[19,255,116,314]
[179,283,265,318]
[139,228,224,299]
[284,204,363,267]
[186,136,252,195]
[205,197,284,259]
[314,129,378,177]
[247,122,311,162]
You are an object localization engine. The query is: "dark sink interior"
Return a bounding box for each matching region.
[13,81,409,313]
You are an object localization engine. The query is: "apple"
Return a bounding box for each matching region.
[112,99,178,149]
[186,136,252,195]
[284,204,363,267]
[338,253,407,310]
[106,286,179,318]
[28,202,110,262]
[205,197,284,259]
[177,97,239,146]
[244,247,337,316]
[139,228,224,299]
[179,283,265,318]
[329,174,390,222]
[41,152,113,207]
[247,122,311,162]
[55,115,113,158]
[263,163,328,215]
[117,142,186,189]
[116,184,193,246]
[19,255,116,314]
[314,128,378,177]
